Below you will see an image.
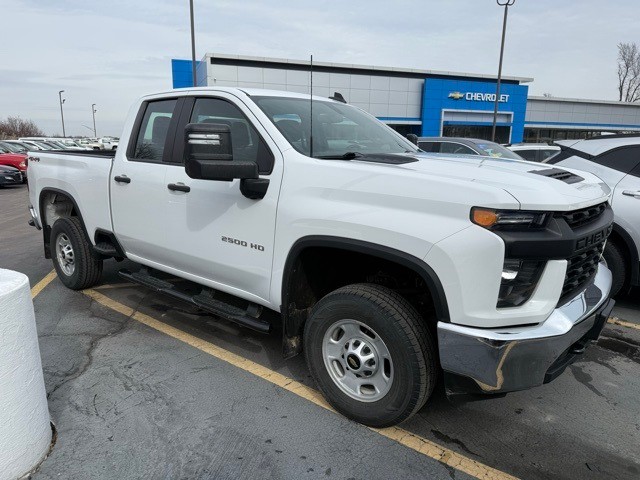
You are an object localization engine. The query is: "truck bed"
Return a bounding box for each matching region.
[28,150,115,242]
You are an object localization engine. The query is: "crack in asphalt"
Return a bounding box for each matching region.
[430,429,478,457]
[45,291,150,401]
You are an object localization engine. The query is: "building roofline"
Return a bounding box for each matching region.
[528,95,640,107]
[203,53,534,84]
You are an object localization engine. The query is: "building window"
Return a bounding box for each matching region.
[442,125,511,144]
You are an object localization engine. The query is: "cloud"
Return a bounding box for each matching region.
[1,0,636,135]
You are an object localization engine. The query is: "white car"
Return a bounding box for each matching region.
[27,87,614,427]
[508,143,561,163]
[98,137,118,150]
[550,135,640,296]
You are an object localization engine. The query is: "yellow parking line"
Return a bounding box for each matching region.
[608,317,640,331]
[93,282,137,290]
[82,288,517,480]
[31,270,57,298]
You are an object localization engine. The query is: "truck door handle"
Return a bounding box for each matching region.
[114,175,131,184]
[167,182,190,193]
[622,190,640,198]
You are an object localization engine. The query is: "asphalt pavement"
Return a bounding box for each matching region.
[1,184,639,480]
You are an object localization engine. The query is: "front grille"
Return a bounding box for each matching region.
[561,202,607,229]
[560,242,605,302]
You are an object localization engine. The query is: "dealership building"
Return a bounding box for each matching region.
[172,53,640,144]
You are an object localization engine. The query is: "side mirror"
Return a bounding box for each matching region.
[406,133,418,146]
[184,123,258,181]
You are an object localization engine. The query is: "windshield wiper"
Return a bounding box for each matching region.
[316,151,364,160]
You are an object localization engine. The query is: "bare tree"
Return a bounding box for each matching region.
[0,116,44,139]
[617,42,640,102]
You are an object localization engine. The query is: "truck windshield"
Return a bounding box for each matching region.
[252,96,419,158]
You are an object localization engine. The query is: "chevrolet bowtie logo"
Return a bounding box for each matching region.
[448,91,465,100]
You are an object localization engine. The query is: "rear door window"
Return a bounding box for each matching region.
[131,99,179,162]
[592,146,640,175]
[630,158,640,178]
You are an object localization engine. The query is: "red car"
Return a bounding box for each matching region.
[0,146,27,182]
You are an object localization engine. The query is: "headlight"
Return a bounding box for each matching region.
[497,259,546,308]
[19,161,26,168]
[471,207,549,230]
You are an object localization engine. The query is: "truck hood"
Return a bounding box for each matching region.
[400,153,611,211]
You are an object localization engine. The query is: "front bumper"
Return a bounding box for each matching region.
[438,262,614,395]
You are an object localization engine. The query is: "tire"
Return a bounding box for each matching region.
[50,217,103,290]
[304,283,436,427]
[603,241,627,297]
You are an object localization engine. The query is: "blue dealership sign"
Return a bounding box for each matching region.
[421,78,529,142]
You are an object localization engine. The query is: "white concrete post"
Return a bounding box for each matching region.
[0,270,51,479]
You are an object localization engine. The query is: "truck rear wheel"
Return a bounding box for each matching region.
[304,283,436,427]
[50,217,103,290]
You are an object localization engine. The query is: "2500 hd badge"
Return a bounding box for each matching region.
[221,236,265,251]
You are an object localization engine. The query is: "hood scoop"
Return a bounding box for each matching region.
[529,168,584,185]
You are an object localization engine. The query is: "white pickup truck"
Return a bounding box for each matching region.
[28,87,615,427]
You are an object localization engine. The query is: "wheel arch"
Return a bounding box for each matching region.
[39,188,90,259]
[610,223,639,286]
[280,235,450,357]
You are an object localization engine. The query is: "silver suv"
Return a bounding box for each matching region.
[417,137,524,160]
[551,135,640,296]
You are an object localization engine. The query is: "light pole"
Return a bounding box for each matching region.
[92,104,97,137]
[189,0,197,87]
[491,0,515,143]
[58,90,66,138]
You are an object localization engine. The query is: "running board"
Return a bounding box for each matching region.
[118,268,270,333]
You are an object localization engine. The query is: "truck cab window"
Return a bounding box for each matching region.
[132,99,178,161]
[190,98,274,174]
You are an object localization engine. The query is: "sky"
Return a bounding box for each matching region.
[0,0,637,137]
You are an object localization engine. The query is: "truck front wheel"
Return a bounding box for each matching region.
[304,283,436,427]
[50,217,103,290]
[603,240,627,297]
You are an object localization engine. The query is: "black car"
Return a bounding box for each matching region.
[0,164,23,187]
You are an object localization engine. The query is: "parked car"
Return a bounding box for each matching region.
[19,140,52,151]
[0,145,27,182]
[0,164,23,187]
[0,140,28,154]
[3,140,33,152]
[98,137,119,150]
[417,137,525,160]
[549,134,640,296]
[28,87,614,427]
[507,143,561,163]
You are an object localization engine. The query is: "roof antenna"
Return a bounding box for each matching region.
[309,54,314,158]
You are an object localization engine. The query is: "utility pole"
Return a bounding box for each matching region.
[491,0,515,143]
[92,104,97,137]
[189,0,197,87]
[58,90,66,137]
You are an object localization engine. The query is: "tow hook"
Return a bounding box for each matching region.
[569,341,588,355]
